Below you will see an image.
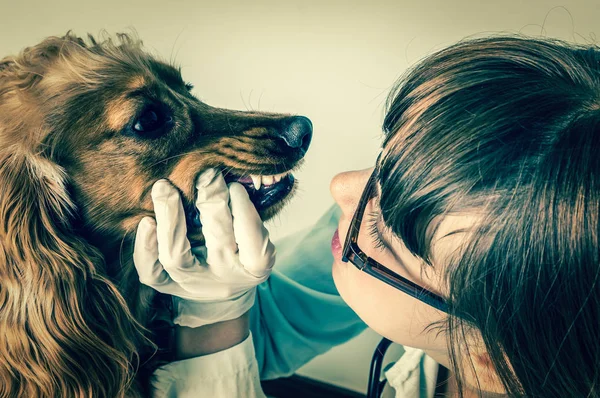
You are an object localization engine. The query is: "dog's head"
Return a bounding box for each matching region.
[0,33,311,397]
[1,32,310,247]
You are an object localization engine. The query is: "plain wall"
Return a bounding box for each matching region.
[1,0,597,393]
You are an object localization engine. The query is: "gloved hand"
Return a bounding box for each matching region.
[133,168,276,328]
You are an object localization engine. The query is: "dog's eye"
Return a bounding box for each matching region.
[130,106,174,138]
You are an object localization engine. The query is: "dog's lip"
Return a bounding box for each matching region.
[223,169,296,212]
[219,158,304,181]
[185,167,297,229]
[221,167,295,178]
[226,173,294,207]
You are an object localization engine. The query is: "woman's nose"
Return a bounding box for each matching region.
[330,167,375,216]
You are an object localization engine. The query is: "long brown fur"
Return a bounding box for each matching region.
[0,32,305,397]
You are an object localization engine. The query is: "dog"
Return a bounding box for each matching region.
[0,32,312,397]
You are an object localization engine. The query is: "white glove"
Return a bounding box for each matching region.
[133,168,276,327]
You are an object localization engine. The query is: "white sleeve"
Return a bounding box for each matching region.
[384,346,439,398]
[151,332,267,398]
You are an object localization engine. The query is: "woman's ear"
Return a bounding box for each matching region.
[0,149,147,397]
[472,352,506,392]
[458,336,508,396]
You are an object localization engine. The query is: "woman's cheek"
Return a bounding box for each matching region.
[332,258,362,315]
[332,259,390,334]
[331,259,348,301]
[332,251,451,352]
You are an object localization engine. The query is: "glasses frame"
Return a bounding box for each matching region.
[341,167,451,314]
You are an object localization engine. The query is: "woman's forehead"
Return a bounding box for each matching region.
[429,214,480,265]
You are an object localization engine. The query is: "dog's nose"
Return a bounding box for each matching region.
[280,116,312,155]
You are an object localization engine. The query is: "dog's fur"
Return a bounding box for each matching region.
[0,33,305,397]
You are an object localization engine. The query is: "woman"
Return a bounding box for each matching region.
[136,35,600,397]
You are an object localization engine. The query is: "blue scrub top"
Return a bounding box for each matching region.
[250,204,367,380]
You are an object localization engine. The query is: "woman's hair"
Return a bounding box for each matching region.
[379,36,600,397]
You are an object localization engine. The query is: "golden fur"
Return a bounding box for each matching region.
[0,33,305,397]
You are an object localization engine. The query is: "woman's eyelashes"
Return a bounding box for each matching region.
[366,189,388,251]
[367,210,387,251]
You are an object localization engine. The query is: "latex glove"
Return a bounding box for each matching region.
[133,168,276,327]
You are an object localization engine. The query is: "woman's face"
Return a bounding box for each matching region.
[329,166,503,391]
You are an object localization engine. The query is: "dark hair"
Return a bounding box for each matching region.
[379,36,600,397]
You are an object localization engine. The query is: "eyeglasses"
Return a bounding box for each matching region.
[341,166,451,314]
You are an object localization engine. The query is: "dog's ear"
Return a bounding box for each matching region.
[0,150,148,398]
[0,37,147,398]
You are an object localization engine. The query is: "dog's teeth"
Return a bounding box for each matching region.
[275,172,290,182]
[262,175,274,186]
[274,175,282,183]
[250,175,262,190]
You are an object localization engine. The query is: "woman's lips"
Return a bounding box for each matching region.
[331,228,342,260]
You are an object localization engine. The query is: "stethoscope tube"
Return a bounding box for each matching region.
[367,338,393,398]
